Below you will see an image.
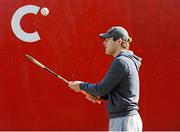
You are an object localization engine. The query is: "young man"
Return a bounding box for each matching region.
[68,26,143,131]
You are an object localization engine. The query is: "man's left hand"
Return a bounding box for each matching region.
[68,81,83,92]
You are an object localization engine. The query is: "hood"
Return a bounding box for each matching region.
[118,50,142,70]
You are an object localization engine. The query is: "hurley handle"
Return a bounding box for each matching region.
[81,90,103,105]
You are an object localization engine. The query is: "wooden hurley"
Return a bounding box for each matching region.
[25,54,103,105]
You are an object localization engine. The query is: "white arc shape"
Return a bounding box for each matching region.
[11,5,40,42]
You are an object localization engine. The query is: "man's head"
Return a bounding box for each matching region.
[99,26,132,57]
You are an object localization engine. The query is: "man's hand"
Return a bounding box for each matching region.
[68,81,103,105]
[86,95,98,103]
[68,81,83,92]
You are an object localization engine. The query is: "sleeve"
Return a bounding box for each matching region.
[79,59,129,96]
[100,95,108,100]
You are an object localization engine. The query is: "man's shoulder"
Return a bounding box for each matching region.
[111,57,129,70]
[114,55,128,65]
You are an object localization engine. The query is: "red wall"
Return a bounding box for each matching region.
[0,0,180,130]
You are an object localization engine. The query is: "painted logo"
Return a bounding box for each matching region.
[11,5,49,43]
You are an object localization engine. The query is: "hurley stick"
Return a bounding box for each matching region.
[25,54,103,105]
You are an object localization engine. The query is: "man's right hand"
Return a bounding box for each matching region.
[86,95,99,103]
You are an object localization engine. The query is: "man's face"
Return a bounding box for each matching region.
[103,37,117,56]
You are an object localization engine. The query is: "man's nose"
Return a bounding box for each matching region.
[103,40,106,45]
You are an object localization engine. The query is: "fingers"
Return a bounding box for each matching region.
[68,81,73,87]
[68,81,81,87]
[68,81,99,104]
[68,81,82,92]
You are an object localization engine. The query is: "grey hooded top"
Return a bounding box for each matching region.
[80,50,142,118]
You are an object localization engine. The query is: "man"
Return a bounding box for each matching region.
[68,26,143,131]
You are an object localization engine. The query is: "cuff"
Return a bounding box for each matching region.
[79,82,86,90]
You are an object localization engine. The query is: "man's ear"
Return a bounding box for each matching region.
[116,38,128,48]
[121,42,128,48]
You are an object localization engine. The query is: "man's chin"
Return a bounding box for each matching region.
[105,51,112,56]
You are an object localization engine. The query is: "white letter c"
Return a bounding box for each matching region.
[11,5,40,43]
